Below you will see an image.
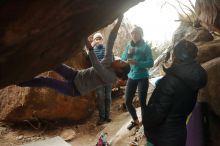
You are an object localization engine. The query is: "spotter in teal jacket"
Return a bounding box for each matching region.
[121,39,154,79]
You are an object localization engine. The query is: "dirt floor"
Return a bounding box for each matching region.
[0,89,149,146]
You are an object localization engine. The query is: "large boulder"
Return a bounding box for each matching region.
[199,57,220,117]
[0,85,95,122]
[195,0,220,33]
[0,51,96,122]
[172,22,213,45]
[198,57,220,146]
[206,110,220,146]
[0,0,144,89]
[0,12,132,122]
[197,39,220,64]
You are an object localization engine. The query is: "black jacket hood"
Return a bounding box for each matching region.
[165,61,207,91]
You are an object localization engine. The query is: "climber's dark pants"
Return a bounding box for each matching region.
[18,64,80,96]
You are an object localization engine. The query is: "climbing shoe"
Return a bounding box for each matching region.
[127,121,137,130]
[105,118,112,123]
[96,118,105,126]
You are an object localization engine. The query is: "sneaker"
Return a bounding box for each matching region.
[105,118,112,123]
[127,121,137,130]
[96,118,105,126]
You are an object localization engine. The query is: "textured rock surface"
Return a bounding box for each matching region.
[199,57,220,116]
[0,0,144,89]
[195,0,220,33]
[206,111,220,146]
[197,39,220,63]
[172,23,214,45]
[0,10,132,122]
[0,51,96,122]
[199,56,220,146]
[0,86,96,122]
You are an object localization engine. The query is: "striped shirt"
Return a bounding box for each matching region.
[94,44,105,61]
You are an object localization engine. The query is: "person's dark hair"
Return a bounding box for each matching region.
[173,39,198,62]
[115,63,130,80]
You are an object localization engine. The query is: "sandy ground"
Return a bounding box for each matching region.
[0,93,148,146]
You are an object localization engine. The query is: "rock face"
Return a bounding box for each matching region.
[0,51,96,122]
[0,0,144,89]
[197,39,220,64]
[0,85,95,122]
[199,57,220,116]
[195,0,220,33]
[0,1,133,122]
[199,57,220,146]
[172,23,214,44]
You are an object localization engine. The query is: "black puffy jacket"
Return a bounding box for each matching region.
[143,60,207,146]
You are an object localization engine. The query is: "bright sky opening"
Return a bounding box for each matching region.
[125,0,196,46]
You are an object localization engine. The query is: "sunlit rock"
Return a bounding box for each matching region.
[172,23,213,44]
[195,0,220,33]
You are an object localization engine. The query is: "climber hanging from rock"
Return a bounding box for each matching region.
[17,15,130,97]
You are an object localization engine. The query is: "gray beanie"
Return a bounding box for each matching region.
[131,26,143,37]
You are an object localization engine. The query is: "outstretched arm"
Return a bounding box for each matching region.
[85,39,104,72]
[85,39,114,82]
[85,16,123,81]
[102,15,123,65]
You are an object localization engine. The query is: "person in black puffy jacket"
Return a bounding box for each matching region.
[143,39,207,146]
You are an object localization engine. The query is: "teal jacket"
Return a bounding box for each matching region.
[121,39,154,79]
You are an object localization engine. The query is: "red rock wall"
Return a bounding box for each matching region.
[0,0,144,88]
[0,50,95,122]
